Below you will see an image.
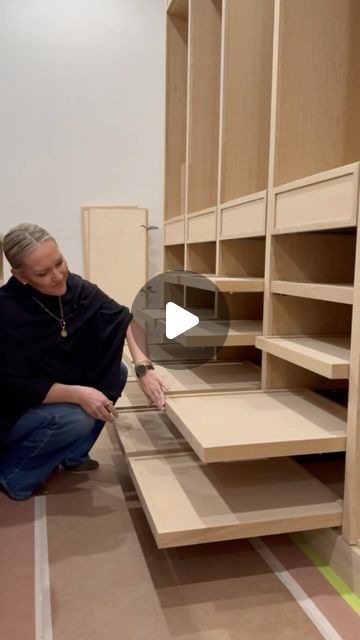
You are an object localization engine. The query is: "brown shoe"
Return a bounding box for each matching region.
[62,458,100,472]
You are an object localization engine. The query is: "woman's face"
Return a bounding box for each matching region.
[13,239,69,296]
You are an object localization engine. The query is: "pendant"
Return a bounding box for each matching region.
[61,328,68,338]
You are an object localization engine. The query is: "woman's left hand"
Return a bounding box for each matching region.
[138,370,168,410]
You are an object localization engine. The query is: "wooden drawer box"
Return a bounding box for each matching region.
[165,389,346,463]
[129,453,342,548]
[271,163,359,234]
[164,217,185,245]
[187,209,216,243]
[219,192,267,239]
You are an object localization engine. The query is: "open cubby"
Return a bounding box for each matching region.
[185,287,215,317]
[165,7,188,219]
[220,0,274,202]
[264,353,349,393]
[219,237,266,277]
[270,296,352,337]
[272,231,356,284]
[218,292,263,321]
[216,345,262,367]
[164,244,185,271]
[186,241,216,274]
[187,0,222,213]
[274,0,360,186]
[164,282,184,307]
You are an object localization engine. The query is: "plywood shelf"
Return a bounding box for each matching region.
[159,319,262,347]
[114,410,190,460]
[179,274,265,293]
[256,336,350,379]
[271,281,354,305]
[129,453,342,548]
[165,390,346,463]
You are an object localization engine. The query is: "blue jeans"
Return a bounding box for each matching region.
[0,362,128,500]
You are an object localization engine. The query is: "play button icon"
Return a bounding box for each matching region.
[130,270,230,370]
[165,302,199,340]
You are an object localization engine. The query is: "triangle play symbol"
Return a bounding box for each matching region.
[165,302,199,340]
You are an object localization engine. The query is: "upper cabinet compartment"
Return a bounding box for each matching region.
[165,1,189,220]
[187,0,222,214]
[274,0,360,187]
[220,0,274,204]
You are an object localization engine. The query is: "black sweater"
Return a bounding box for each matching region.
[0,273,132,438]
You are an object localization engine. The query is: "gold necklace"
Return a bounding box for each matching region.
[32,296,68,337]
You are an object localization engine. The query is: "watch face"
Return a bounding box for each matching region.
[136,364,147,376]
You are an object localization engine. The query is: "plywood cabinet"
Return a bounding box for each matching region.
[116,0,360,555]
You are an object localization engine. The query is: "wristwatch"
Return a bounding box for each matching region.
[135,361,155,378]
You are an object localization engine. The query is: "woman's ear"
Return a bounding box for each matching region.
[11,268,27,285]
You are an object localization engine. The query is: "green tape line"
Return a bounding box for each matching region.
[290,532,360,616]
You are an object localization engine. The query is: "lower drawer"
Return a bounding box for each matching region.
[129,453,342,548]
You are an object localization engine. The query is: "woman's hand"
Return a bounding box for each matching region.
[138,370,168,410]
[72,385,118,422]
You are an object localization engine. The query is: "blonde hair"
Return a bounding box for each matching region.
[3,223,55,269]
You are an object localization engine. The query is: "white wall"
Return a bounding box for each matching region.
[0,0,165,281]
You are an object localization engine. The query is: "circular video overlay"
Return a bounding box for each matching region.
[131,271,230,370]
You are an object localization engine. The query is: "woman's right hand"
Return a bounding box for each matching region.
[72,385,117,422]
